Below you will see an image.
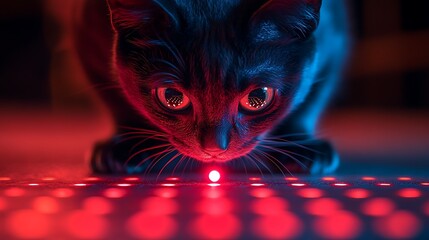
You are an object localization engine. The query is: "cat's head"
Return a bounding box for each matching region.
[107,0,322,162]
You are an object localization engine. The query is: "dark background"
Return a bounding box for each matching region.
[1,0,429,110]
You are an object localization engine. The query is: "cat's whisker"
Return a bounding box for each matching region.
[124,143,172,166]
[243,154,265,177]
[257,145,309,171]
[144,148,177,176]
[156,151,182,181]
[261,138,322,154]
[134,147,175,174]
[258,143,316,164]
[239,156,249,177]
[247,152,271,176]
[171,154,187,176]
[252,148,289,177]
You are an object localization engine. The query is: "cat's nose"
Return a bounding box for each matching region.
[200,119,231,155]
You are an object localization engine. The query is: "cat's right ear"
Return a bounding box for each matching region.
[106,0,179,32]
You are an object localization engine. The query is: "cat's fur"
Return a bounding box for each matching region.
[73,0,349,174]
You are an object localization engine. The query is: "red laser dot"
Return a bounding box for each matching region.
[209,170,220,183]
[208,183,220,187]
[397,188,421,198]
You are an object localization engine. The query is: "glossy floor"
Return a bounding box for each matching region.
[1,175,428,239]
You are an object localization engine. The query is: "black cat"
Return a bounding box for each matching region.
[73,0,349,175]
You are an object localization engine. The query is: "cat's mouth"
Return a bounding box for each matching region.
[170,136,258,163]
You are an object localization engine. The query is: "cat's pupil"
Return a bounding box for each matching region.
[165,88,184,107]
[247,88,268,109]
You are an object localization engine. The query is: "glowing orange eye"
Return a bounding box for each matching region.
[239,87,275,112]
[156,87,191,110]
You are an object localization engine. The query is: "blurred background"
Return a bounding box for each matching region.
[0,0,429,176]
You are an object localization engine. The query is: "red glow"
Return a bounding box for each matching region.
[28,183,39,186]
[421,182,429,186]
[209,170,221,182]
[285,177,298,181]
[251,197,289,215]
[291,183,306,187]
[73,183,87,187]
[397,177,411,181]
[4,187,25,197]
[208,183,221,187]
[362,176,376,181]
[84,177,100,181]
[41,177,56,181]
[117,183,131,187]
[344,188,371,199]
[304,198,342,216]
[249,177,261,181]
[377,183,391,186]
[197,198,233,215]
[153,188,178,198]
[51,188,74,198]
[0,197,7,211]
[203,188,225,198]
[65,210,108,239]
[191,214,241,240]
[127,212,178,239]
[313,210,362,239]
[322,177,336,181]
[0,177,11,181]
[296,188,324,198]
[373,211,422,239]
[161,183,176,187]
[397,188,421,198]
[361,198,395,217]
[83,197,113,215]
[7,210,52,238]
[252,212,303,239]
[249,188,275,198]
[141,197,178,215]
[166,177,179,181]
[333,183,349,187]
[124,177,140,181]
[251,183,265,187]
[103,188,127,198]
[33,196,59,214]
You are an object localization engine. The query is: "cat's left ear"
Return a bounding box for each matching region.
[106,0,180,33]
[249,0,322,40]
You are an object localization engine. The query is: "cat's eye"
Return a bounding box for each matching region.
[156,87,191,111]
[239,87,275,112]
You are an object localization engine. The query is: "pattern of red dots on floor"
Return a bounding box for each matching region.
[0,175,428,239]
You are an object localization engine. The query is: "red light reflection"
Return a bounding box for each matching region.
[249,188,275,198]
[423,201,429,216]
[373,210,421,239]
[313,210,362,239]
[396,188,421,198]
[33,196,59,214]
[141,197,178,215]
[4,187,25,197]
[83,197,113,215]
[361,198,395,217]
[153,187,178,198]
[196,198,233,215]
[251,197,289,215]
[127,212,178,239]
[65,210,108,239]
[7,210,52,239]
[344,188,371,199]
[296,188,324,198]
[252,212,303,239]
[102,188,127,198]
[0,197,7,211]
[362,176,376,181]
[304,198,342,216]
[51,188,74,198]
[191,214,241,239]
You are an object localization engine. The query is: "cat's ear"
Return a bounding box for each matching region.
[249,0,322,41]
[106,0,179,32]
